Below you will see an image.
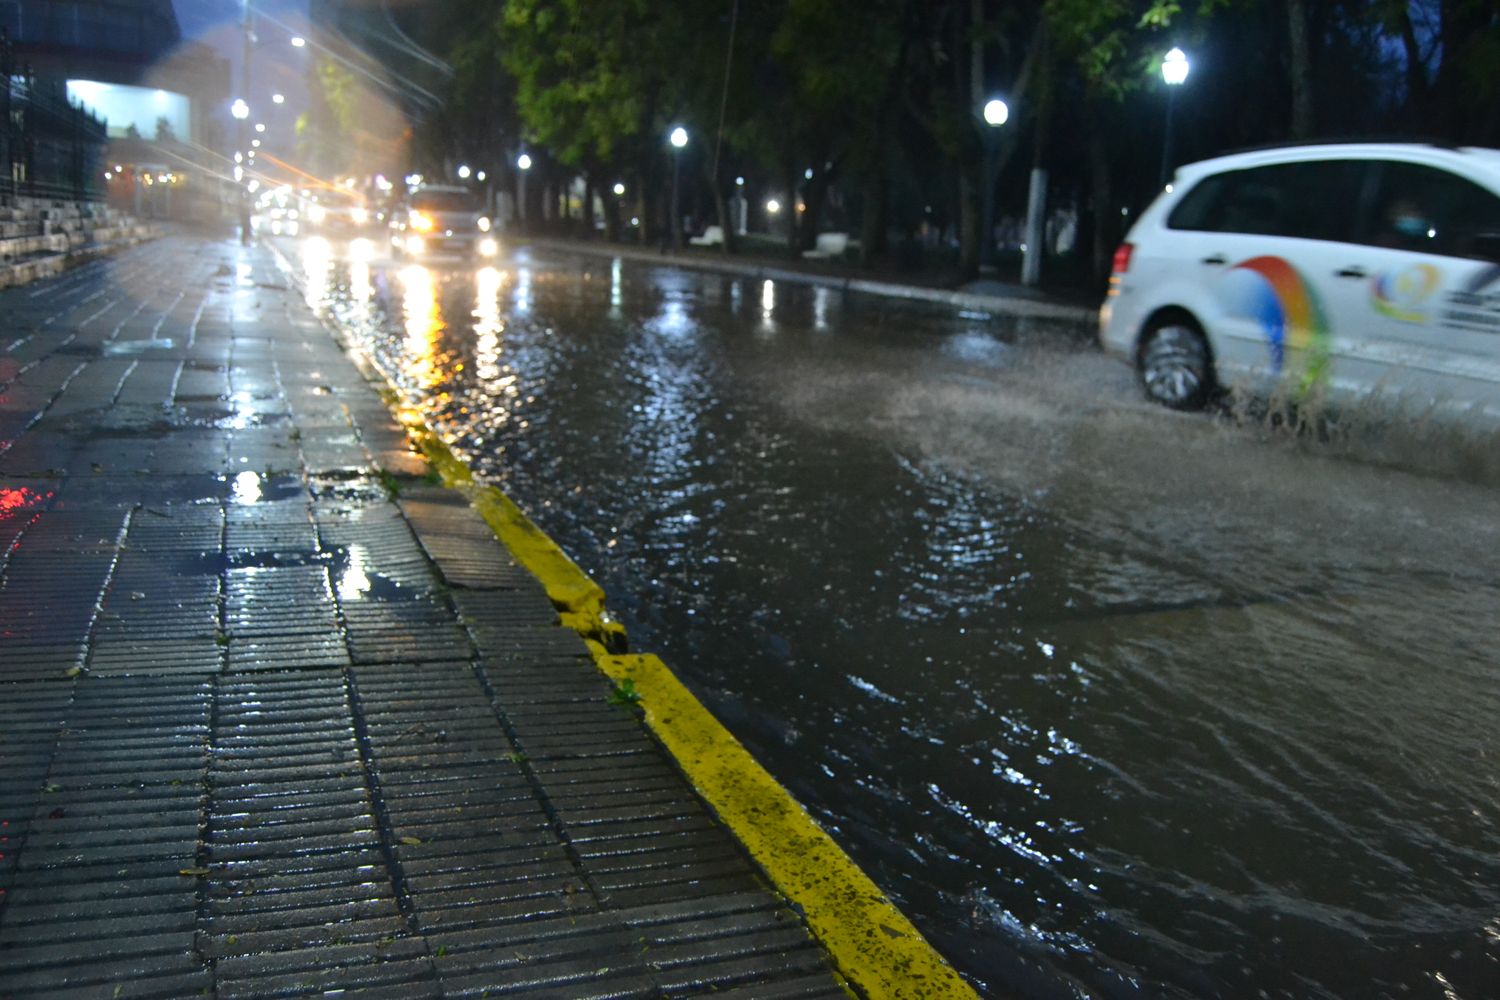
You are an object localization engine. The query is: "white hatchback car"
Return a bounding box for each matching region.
[1100,143,1500,416]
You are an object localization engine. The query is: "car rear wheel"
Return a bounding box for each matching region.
[1138,316,1212,410]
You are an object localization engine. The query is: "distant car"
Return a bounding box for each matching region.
[1100,143,1500,419]
[389,185,497,260]
[305,191,370,235]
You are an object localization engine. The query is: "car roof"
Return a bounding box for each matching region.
[1175,142,1500,189]
[412,185,470,195]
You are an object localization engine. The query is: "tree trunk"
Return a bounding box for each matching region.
[1286,0,1315,138]
[1086,112,1115,285]
[702,162,736,255]
[859,163,887,266]
[957,165,980,277]
[799,170,831,253]
[784,156,799,253]
[603,185,621,242]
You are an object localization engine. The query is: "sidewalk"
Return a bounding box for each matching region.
[0,236,863,997]
[520,235,1100,324]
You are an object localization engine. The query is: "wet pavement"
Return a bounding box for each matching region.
[0,238,852,997]
[291,236,1500,999]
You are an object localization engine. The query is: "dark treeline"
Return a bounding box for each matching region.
[366,0,1499,286]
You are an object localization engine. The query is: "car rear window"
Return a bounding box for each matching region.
[412,190,477,212]
[1168,160,1366,243]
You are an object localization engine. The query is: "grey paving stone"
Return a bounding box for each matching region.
[0,237,848,998]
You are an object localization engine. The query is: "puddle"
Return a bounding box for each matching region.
[103,339,177,356]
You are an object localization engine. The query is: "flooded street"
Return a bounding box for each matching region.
[288,236,1500,998]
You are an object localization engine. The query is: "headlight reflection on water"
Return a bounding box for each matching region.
[473,267,507,388]
[301,236,333,307]
[399,265,443,389]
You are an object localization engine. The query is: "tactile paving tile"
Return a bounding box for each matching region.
[447,589,560,632]
[0,480,57,556]
[121,503,224,553]
[315,502,438,590]
[0,681,74,896]
[0,550,116,678]
[225,565,338,636]
[113,358,182,409]
[43,358,134,420]
[351,661,581,935]
[204,672,415,984]
[224,564,350,671]
[172,366,229,402]
[297,427,372,474]
[224,499,318,557]
[397,492,548,592]
[228,426,303,477]
[341,597,473,665]
[9,507,127,553]
[0,677,212,998]
[151,429,232,476]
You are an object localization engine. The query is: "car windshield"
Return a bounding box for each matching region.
[411,190,476,212]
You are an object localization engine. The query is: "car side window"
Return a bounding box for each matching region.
[1167,161,1365,243]
[1362,161,1500,261]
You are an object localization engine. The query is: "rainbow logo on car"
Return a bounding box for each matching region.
[1371,263,1440,323]
[1226,256,1331,385]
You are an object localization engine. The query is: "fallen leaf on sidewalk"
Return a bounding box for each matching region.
[178,867,212,877]
[399,836,423,846]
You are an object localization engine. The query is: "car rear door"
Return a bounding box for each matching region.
[1332,159,1500,415]
[1163,159,1369,394]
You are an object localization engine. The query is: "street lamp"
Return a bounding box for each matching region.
[613,182,626,196]
[979,96,1008,272]
[272,93,285,105]
[458,164,471,179]
[516,153,532,229]
[230,99,249,120]
[669,126,687,250]
[1160,47,1190,187]
[290,35,306,48]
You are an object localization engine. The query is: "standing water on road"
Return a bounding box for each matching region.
[292,238,1500,998]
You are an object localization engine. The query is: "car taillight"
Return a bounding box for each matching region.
[1111,242,1134,274]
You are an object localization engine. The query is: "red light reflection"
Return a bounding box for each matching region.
[0,487,53,517]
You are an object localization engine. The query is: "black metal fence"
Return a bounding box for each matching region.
[2,28,108,202]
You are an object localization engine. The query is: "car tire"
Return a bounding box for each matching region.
[1137,314,1213,411]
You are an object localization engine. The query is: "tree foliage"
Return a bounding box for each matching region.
[409,0,1500,280]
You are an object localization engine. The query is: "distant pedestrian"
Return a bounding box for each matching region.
[238,187,253,245]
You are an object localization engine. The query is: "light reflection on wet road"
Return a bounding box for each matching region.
[288,236,1500,999]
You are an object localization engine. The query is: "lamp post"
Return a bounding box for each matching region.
[1160,47,1190,188]
[669,126,688,250]
[230,98,249,184]
[516,152,531,229]
[979,97,1008,273]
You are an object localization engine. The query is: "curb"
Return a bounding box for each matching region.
[520,234,1098,323]
[269,239,982,999]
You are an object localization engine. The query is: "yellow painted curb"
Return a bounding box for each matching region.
[302,263,979,995]
[599,652,980,999]
[403,426,977,999]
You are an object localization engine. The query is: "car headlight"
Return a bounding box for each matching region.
[479,237,498,257]
[288,209,300,220]
[477,216,491,232]
[351,207,368,224]
[410,210,434,232]
[306,205,325,223]
[405,235,426,255]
